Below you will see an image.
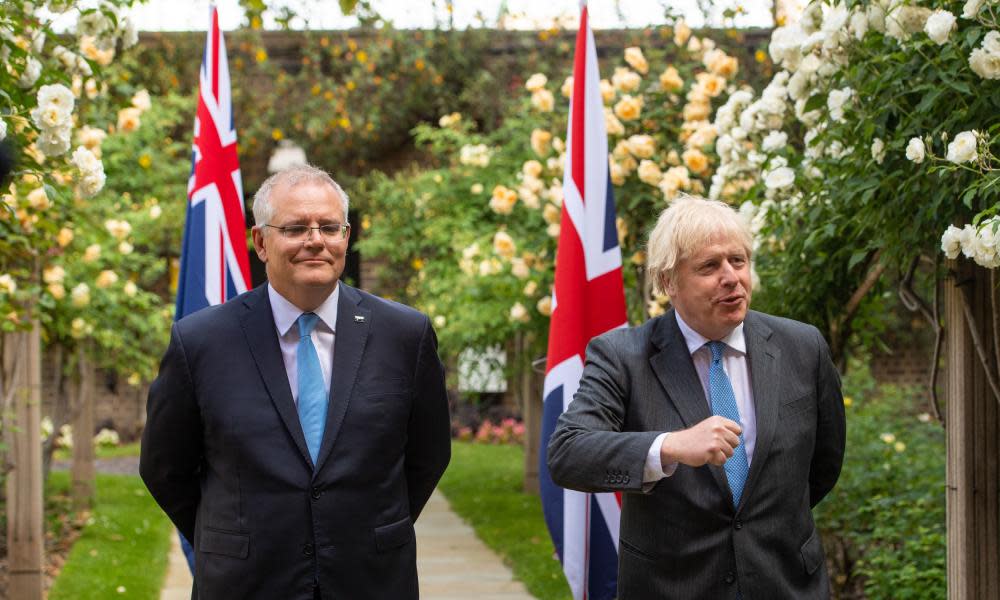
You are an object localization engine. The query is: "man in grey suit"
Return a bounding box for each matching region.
[547,195,846,599]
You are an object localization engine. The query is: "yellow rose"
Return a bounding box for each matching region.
[659,66,684,92]
[510,302,530,323]
[530,129,552,157]
[561,76,574,99]
[695,72,726,97]
[614,95,643,121]
[610,162,626,186]
[493,231,516,259]
[599,79,615,104]
[531,89,555,112]
[57,227,74,247]
[682,148,710,175]
[43,265,65,284]
[511,258,530,279]
[708,51,739,78]
[536,295,553,316]
[525,73,548,92]
[543,203,561,225]
[624,47,649,75]
[611,67,641,93]
[47,282,66,300]
[523,281,538,296]
[626,135,656,159]
[27,187,49,211]
[522,160,543,178]
[96,270,119,289]
[683,101,711,122]
[674,21,692,46]
[83,244,101,262]
[117,107,142,133]
[637,160,663,186]
[604,109,625,136]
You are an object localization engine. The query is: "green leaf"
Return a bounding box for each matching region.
[339,0,360,14]
[848,251,868,271]
[804,93,827,113]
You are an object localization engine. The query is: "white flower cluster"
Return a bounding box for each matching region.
[30,84,75,156]
[72,146,106,197]
[969,31,1000,80]
[941,219,1000,267]
[459,144,491,167]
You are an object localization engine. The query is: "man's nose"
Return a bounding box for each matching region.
[303,228,324,246]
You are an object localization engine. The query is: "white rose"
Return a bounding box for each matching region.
[761,130,788,152]
[969,47,1000,80]
[150,205,162,219]
[0,274,16,294]
[985,31,1000,54]
[871,138,886,164]
[849,9,869,40]
[963,0,984,19]
[18,57,41,88]
[0,119,6,141]
[525,73,548,92]
[764,167,795,190]
[123,281,138,297]
[509,302,529,323]
[905,137,926,163]
[946,130,978,163]
[827,87,853,121]
[941,226,964,259]
[924,10,956,45]
[71,283,91,307]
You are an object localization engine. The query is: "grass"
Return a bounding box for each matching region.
[53,441,142,461]
[47,472,173,600]
[437,441,570,600]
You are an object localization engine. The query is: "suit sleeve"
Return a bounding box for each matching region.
[139,323,203,542]
[547,334,662,494]
[809,326,846,507]
[404,316,451,521]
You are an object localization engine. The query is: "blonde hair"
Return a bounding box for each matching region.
[646,194,753,295]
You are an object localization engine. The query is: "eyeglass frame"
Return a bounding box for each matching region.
[260,223,351,241]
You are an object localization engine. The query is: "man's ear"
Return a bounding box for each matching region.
[661,271,675,296]
[251,226,267,262]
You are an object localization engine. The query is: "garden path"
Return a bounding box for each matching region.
[159,489,534,599]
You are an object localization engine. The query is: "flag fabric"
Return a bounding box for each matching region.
[539,2,628,599]
[176,4,250,319]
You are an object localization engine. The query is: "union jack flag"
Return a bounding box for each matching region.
[539,2,627,599]
[176,4,250,319]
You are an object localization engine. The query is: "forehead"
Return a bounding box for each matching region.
[683,234,748,262]
[270,181,343,219]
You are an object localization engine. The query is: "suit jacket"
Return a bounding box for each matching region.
[140,283,451,599]
[547,309,846,600]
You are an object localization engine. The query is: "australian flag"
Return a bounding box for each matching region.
[538,2,629,599]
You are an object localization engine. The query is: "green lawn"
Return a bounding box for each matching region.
[437,441,571,600]
[53,441,142,461]
[47,472,172,600]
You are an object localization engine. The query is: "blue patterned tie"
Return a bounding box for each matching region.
[707,341,750,507]
[296,313,328,466]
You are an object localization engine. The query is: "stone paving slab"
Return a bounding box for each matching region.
[159,489,535,599]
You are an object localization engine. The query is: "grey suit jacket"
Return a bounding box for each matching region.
[547,309,846,600]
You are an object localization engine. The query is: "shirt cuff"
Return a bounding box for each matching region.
[643,432,679,485]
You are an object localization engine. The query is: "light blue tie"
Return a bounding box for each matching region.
[296,313,328,466]
[707,341,750,507]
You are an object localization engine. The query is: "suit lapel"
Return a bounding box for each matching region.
[239,285,312,467]
[739,311,779,514]
[314,283,370,473]
[649,311,730,498]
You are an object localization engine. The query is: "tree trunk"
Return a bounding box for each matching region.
[71,346,95,508]
[5,322,45,600]
[521,340,542,494]
[944,259,1000,599]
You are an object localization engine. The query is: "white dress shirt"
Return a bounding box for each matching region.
[643,312,757,484]
[268,283,339,406]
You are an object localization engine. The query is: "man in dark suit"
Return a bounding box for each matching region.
[547,195,846,599]
[140,164,451,599]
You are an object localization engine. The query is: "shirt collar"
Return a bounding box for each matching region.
[268,283,340,337]
[674,311,746,356]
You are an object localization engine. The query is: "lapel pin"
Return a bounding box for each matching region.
[354,315,365,323]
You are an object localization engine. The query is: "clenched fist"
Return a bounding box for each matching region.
[660,416,742,468]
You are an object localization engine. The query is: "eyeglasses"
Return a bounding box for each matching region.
[262,223,350,241]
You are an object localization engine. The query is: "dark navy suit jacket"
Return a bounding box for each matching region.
[140,283,451,599]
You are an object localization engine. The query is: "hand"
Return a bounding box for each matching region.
[660,416,742,468]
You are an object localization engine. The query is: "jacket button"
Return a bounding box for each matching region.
[303,543,314,557]
[725,572,735,584]
[734,519,743,530]
[311,487,322,500]
[623,475,630,484]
